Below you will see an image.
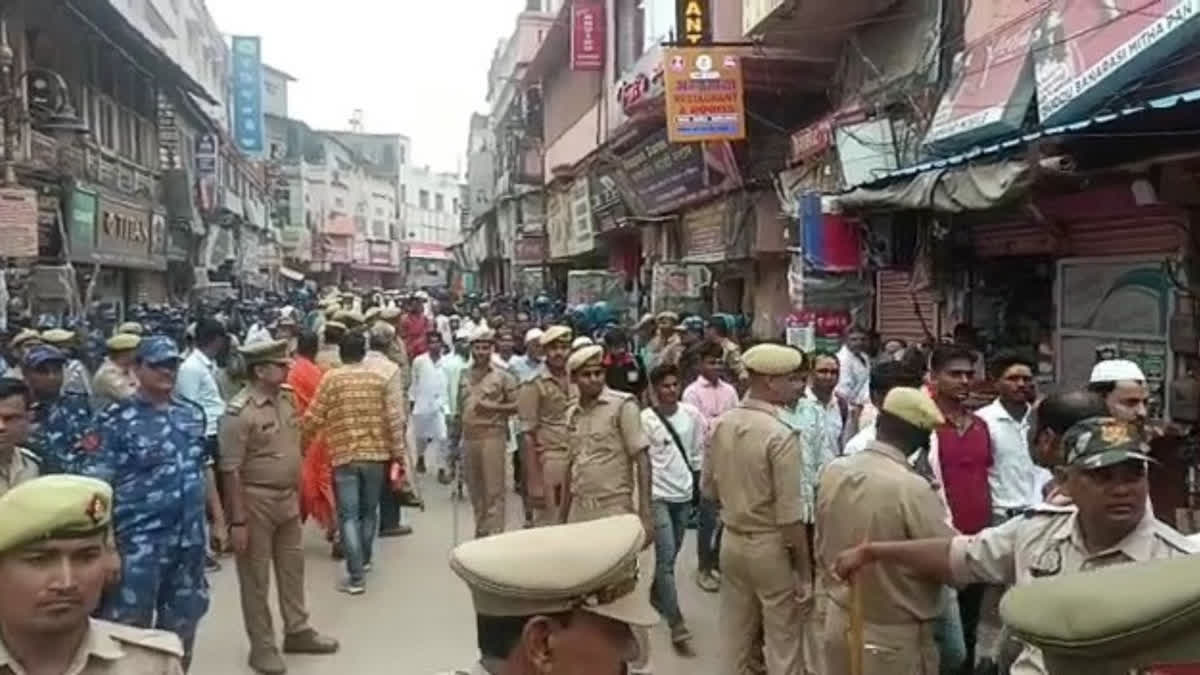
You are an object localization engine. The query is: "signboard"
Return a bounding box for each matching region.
[231,36,265,154]
[676,0,712,45]
[611,45,666,132]
[0,187,38,258]
[368,240,391,266]
[568,178,594,255]
[68,187,97,260]
[1035,0,1200,126]
[664,47,746,143]
[95,195,163,270]
[617,129,742,215]
[571,0,605,71]
[924,2,1045,151]
[546,188,570,259]
[681,200,726,262]
[651,263,710,315]
[325,214,355,236]
[789,116,835,165]
[514,235,547,265]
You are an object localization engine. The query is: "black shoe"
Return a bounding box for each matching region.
[331,542,344,560]
[379,525,413,538]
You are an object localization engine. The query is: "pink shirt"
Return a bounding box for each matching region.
[682,376,740,445]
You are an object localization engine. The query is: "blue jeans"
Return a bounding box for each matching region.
[933,587,967,675]
[650,500,691,628]
[333,461,386,585]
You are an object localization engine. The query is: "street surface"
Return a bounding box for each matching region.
[191,474,720,675]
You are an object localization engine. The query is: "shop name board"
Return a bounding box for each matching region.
[676,0,712,45]
[664,47,746,143]
[614,46,666,122]
[101,208,150,244]
[618,129,742,215]
[571,0,605,71]
[92,194,166,270]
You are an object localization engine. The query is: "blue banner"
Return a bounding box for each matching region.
[231,36,264,155]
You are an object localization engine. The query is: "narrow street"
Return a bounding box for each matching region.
[191,475,720,675]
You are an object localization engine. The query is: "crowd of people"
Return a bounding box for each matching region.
[0,287,1190,675]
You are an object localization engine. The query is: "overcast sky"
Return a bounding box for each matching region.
[205,0,529,175]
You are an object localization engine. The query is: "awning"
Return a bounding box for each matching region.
[836,159,1036,213]
[848,88,1200,191]
[279,266,304,282]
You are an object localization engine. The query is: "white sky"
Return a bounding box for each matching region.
[205,0,529,174]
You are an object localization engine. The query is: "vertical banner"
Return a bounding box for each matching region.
[231,36,265,155]
[664,47,746,143]
[0,187,38,257]
[570,0,605,71]
[676,0,712,45]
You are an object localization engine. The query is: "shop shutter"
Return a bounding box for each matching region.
[973,221,1057,257]
[1064,215,1185,257]
[876,268,939,345]
[131,271,167,305]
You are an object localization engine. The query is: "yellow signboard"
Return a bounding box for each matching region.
[663,47,746,144]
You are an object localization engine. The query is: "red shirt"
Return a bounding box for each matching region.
[936,414,993,535]
[399,313,431,358]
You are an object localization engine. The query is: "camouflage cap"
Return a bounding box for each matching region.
[1063,417,1155,470]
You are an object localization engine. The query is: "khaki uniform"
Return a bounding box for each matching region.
[565,388,648,523]
[816,441,954,675]
[218,386,312,655]
[92,358,139,411]
[516,370,577,526]
[949,507,1198,675]
[701,398,808,675]
[386,335,411,392]
[0,447,39,496]
[0,618,184,674]
[459,365,518,537]
[315,346,342,373]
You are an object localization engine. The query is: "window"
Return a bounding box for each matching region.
[419,190,430,209]
[435,194,444,211]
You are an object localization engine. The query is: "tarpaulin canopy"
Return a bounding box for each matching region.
[835,159,1036,213]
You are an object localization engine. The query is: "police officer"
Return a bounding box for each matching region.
[20,345,93,476]
[3,329,42,379]
[0,377,38,495]
[516,326,576,526]
[41,328,93,399]
[219,340,338,674]
[458,329,518,538]
[315,322,347,373]
[379,306,411,390]
[833,416,1198,675]
[816,387,953,675]
[117,321,145,336]
[0,475,186,674]
[79,336,210,667]
[702,343,810,675]
[438,514,658,675]
[92,333,141,411]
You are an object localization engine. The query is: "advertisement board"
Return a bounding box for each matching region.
[617,129,742,215]
[1035,0,1200,125]
[924,2,1046,151]
[546,188,570,259]
[571,0,605,71]
[0,187,38,258]
[231,36,265,155]
[664,47,746,143]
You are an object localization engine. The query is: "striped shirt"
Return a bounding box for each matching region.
[302,362,404,466]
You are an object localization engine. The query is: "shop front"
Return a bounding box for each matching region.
[68,185,168,314]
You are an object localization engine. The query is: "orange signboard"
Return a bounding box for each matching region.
[664,47,746,143]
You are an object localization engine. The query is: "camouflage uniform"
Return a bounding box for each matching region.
[79,394,210,661]
[26,391,93,475]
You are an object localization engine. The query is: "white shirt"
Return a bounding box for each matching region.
[409,352,449,416]
[175,350,225,436]
[977,399,1054,513]
[244,323,272,345]
[844,419,876,455]
[641,404,704,502]
[835,344,870,406]
[805,386,846,456]
[440,353,468,416]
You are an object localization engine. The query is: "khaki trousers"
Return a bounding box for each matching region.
[720,529,806,675]
[823,602,938,675]
[236,486,310,652]
[533,448,569,526]
[803,572,828,675]
[463,433,508,537]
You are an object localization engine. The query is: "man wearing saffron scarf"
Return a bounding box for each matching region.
[290,331,339,558]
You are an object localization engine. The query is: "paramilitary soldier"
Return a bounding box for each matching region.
[833,416,1198,675]
[0,475,185,674]
[219,340,338,674]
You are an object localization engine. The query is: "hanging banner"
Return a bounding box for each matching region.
[924,2,1046,152]
[617,128,742,215]
[664,47,746,143]
[676,0,712,45]
[0,187,38,258]
[571,0,606,71]
[1035,0,1200,126]
[231,36,265,155]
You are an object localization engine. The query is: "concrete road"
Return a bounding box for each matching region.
[191,476,720,675]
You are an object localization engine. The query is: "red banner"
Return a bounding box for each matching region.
[571,0,605,71]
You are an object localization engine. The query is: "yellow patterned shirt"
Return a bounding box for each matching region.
[302,362,404,467]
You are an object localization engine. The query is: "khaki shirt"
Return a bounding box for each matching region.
[386,337,411,392]
[950,507,1198,675]
[0,617,184,674]
[816,440,955,623]
[92,358,138,411]
[701,398,806,535]
[517,369,577,452]
[0,448,39,496]
[567,388,648,504]
[315,346,342,373]
[218,386,302,489]
[460,365,517,440]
